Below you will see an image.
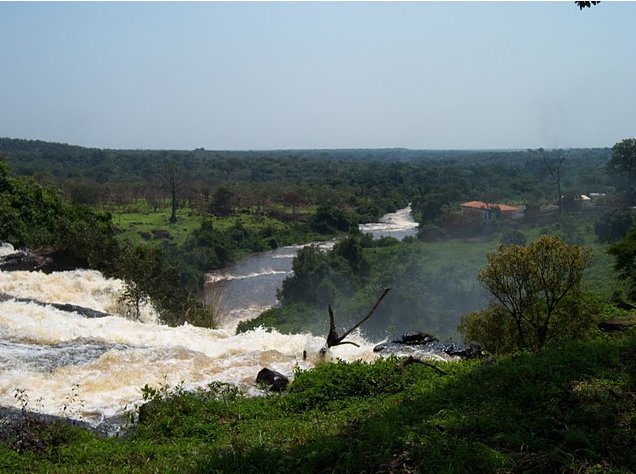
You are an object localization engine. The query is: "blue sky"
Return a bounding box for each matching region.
[1,2,634,150]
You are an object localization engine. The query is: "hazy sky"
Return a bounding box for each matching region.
[1,2,635,150]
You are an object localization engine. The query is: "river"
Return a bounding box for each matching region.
[0,207,419,428]
[207,205,419,332]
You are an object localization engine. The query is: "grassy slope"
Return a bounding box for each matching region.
[111,204,326,249]
[1,330,633,473]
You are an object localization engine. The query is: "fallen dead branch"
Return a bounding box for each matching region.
[326,287,392,349]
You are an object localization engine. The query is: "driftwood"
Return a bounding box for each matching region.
[326,287,391,349]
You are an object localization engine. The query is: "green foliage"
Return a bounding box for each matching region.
[594,209,634,243]
[0,159,118,271]
[608,225,636,300]
[2,331,633,473]
[500,228,527,246]
[286,358,420,411]
[607,138,636,203]
[473,236,591,351]
[209,186,234,216]
[459,304,519,354]
[237,302,327,335]
[278,234,372,307]
[0,159,68,247]
[311,203,356,234]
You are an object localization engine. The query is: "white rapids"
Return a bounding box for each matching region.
[0,269,374,426]
[358,205,419,239]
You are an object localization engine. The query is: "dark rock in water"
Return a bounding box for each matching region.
[256,368,289,392]
[0,246,85,273]
[374,332,482,359]
[437,341,482,359]
[395,331,438,345]
[0,251,52,271]
[0,293,110,318]
[48,303,110,319]
[0,406,125,440]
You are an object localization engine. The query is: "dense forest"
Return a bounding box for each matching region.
[0,138,613,215]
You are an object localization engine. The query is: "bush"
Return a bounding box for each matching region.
[594,210,633,243]
[472,236,591,351]
[500,229,527,246]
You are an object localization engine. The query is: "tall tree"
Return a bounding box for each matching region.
[163,158,183,224]
[607,138,636,205]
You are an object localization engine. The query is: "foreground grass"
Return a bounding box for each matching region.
[1,330,634,473]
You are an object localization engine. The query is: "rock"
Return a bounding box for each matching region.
[394,331,438,345]
[374,331,482,359]
[442,342,483,359]
[0,246,86,273]
[0,294,110,318]
[598,319,635,332]
[0,250,52,271]
[256,368,289,392]
[48,302,110,318]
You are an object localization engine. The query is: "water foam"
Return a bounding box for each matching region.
[0,269,376,425]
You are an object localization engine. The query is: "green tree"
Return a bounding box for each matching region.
[608,225,636,300]
[472,236,590,351]
[311,203,355,234]
[594,210,634,243]
[163,158,184,225]
[210,187,234,217]
[118,244,161,320]
[607,138,636,205]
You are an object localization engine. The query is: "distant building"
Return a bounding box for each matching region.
[589,192,607,203]
[460,201,519,220]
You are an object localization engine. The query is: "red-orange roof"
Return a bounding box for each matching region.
[461,201,518,212]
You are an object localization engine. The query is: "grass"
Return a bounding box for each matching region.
[2,329,633,473]
[110,204,329,249]
[112,207,202,247]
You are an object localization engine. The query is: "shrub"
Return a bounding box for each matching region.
[467,236,591,351]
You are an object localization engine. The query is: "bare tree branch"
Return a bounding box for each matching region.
[326,287,392,348]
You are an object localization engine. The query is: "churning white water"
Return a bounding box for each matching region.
[0,206,420,427]
[358,205,419,240]
[0,270,374,426]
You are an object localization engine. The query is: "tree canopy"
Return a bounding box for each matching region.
[469,236,590,351]
[607,138,636,204]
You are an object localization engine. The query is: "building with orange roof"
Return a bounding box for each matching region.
[460,201,519,220]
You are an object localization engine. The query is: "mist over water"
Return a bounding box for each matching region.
[0,209,419,426]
